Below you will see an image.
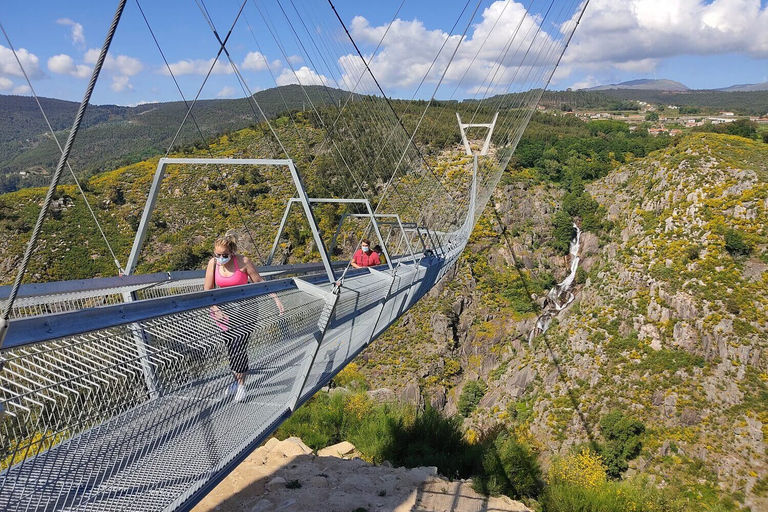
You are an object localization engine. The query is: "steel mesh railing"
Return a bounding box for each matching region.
[0,283,328,510]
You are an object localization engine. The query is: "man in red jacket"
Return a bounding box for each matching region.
[351,239,381,268]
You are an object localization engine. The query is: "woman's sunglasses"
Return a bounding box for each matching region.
[214,252,231,258]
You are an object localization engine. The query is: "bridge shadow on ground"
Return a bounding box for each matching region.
[190,439,530,512]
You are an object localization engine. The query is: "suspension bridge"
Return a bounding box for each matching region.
[0,0,588,510]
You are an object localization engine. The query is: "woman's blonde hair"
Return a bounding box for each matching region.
[214,230,238,254]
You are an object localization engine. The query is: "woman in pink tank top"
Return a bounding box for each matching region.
[204,231,284,402]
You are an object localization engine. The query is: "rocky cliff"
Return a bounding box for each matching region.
[361,133,768,509]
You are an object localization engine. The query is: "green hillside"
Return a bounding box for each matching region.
[0,98,504,282]
[0,85,353,193]
[362,132,768,510]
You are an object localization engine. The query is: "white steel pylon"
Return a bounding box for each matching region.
[456,112,498,156]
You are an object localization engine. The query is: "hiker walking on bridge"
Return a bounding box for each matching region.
[204,231,284,401]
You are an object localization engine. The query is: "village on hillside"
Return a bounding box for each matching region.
[536,100,768,137]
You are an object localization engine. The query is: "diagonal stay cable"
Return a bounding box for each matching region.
[327,0,451,201]
[0,22,124,275]
[237,10,360,205]
[0,0,128,344]
[327,0,481,281]
[165,0,246,156]
[372,0,483,214]
[199,0,362,202]
[247,0,371,205]
[134,0,266,265]
[361,0,471,179]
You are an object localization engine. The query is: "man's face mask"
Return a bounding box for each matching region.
[362,245,370,252]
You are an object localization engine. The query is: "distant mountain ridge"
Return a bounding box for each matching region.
[714,82,768,92]
[583,78,768,93]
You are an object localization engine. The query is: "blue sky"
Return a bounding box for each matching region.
[1,0,767,105]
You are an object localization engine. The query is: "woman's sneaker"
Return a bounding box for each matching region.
[234,384,246,402]
[226,381,239,397]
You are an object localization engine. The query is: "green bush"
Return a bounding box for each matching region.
[599,411,645,479]
[551,210,576,255]
[541,478,687,512]
[458,380,487,417]
[636,348,705,373]
[475,434,543,499]
[575,267,587,285]
[380,406,485,479]
[276,393,484,478]
[724,229,752,256]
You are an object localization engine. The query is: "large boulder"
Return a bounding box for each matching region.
[400,381,421,406]
[318,441,356,458]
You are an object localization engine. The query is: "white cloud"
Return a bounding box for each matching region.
[242,51,270,72]
[276,66,329,86]
[216,85,237,98]
[341,2,560,94]
[613,59,659,73]
[562,0,768,74]
[84,49,143,75]
[56,18,85,48]
[111,76,132,92]
[0,45,44,79]
[162,58,233,76]
[0,77,12,90]
[13,85,31,95]
[47,54,91,78]
[287,55,304,65]
[568,75,601,90]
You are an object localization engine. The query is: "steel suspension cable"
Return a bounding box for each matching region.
[0,0,128,347]
[249,0,370,203]
[495,0,589,174]
[237,10,361,204]
[0,22,124,275]
[404,0,535,219]
[134,0,266,265]
[328,0,451,200]
[299,1,420,214]
[374,0,483,216]
[272,0,381,203]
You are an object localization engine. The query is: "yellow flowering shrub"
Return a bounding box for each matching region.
[333,362,367,390]
[1,431,67,470]
[548,449,608,489]
[343,393,372,421]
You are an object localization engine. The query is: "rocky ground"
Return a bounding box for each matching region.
[191,437,530,512]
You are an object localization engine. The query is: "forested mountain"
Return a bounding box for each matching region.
[0,85,352,193]
[4,85,767,196]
